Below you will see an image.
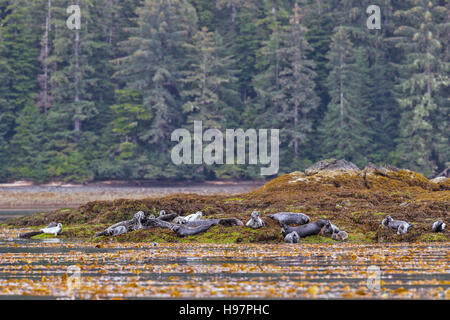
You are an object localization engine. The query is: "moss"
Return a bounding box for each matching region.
[417,233,448,242]
[298,235,334,243]
[223,198,244,202]
[31,233,57,239]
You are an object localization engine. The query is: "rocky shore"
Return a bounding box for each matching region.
[3,159,449,244]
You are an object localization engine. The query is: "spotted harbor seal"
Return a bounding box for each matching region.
[110,225,127,236]
[318,221,340,236]
[159,210,167,217]
[284,231,299,243]
[332,231,348,241]
[246,211,265,229]
[381,215,411,235]
[432,220,446,233]
[95,211,147,237]
[282,220,328,238]
[268,212,310,226]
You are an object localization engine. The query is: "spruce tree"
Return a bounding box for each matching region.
[393,0,449,176]
[181,27,237,129]
[318,27,372,166]
[276,4,319,161]
[113,0,198,149]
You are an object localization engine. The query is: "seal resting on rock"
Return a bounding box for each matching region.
[41,223,62,236]
[19,222,61,239]
[332,231,348,241]
[268,212,310,226]
[381,215,411,235]
[284,231,299,243]
[432,220,446,233]
[110,225,127,236]
[318,221,340,236]
[282,220,328,238]
[184,211,203,222]
[246,211,265,229]
[95,211,146,237]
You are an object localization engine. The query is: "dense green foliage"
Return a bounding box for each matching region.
[0,0,448,182]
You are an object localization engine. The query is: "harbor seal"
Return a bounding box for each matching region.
[41,223,62,236]
[318,221,340,236]
[184,211,203,222]
[332,231,348,241]
[432,220,446,233]
[95,211,147,237]
[268,212,310,226]
[381,215,411,235]
[284,231,299,243]
[246,211,265,229]
[282,220,328,238]
[110,225,127,236]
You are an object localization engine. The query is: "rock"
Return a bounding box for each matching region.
[284,231,299,243]
[305,159,360,176]
[363,163,399,177]
[432,220,446,233]
[381,215,411,235]
[431,176,448,184]
[434,167,450,179]
[246,211,265,229]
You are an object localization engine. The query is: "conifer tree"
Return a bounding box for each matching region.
[393,0,449,175]
[113,0,198,150]
[181,27,237,129]
[319,27,372,166]
[276,4,319,161]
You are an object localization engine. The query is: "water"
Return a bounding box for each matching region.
[0,210,51,223]
[0,237,448,299]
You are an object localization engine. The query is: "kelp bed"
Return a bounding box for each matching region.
[3,165,449,244]
[0,239,448,299]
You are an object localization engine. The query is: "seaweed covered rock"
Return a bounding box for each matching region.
[304,159,360,176]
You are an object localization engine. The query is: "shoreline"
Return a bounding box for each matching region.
[2,162,449,244]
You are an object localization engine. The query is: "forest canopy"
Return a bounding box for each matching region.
[0,0,448,183]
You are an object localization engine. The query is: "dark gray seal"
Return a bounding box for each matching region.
[432,220,446,233]
[268,212,310,226]
[381,215,411,235]
[284,231,299,243]
[282,220,328,238]
[318,221,340,236]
